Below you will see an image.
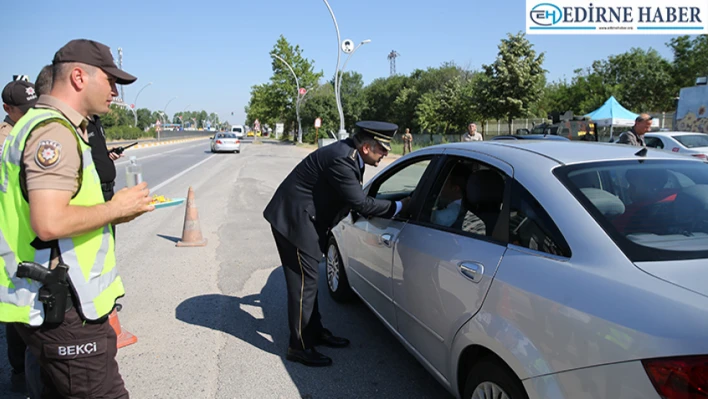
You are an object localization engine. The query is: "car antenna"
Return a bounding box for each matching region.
[635,147,648,157]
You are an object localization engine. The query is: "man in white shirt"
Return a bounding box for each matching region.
[461,123,483,142]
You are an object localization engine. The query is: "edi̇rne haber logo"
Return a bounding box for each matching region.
[526,0,708,34]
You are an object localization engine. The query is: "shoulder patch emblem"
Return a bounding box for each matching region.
[35,140,62,169]
[349,149,357,161]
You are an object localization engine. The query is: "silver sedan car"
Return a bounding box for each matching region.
[210,132,241,153]
[327,140,708,399]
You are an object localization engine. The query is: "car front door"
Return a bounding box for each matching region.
[343,154,439,328]
[392,150,513,376]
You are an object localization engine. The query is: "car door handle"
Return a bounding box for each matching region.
[380,233,393,247]
[459,262,484,283]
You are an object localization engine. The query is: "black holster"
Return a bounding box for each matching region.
[16,261,71,325]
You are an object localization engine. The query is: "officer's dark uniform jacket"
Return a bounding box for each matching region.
[264,138,396,258]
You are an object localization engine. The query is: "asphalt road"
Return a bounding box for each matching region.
[0,139,453,398]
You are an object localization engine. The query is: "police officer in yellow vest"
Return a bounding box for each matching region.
[0,39,154,398]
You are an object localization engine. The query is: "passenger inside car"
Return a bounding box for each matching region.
[612,169,678,234]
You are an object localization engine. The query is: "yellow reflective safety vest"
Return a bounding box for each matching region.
[0,108,124,326]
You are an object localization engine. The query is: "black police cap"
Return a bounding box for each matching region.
[355,121,398,151]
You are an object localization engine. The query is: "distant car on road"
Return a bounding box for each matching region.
[326,140,708,399]
[644,131,708,160]
[231,125,245,139]
[210,132,241,153]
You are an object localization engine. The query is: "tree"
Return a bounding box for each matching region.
[339,72,367,132]
[300,84,338,142]
[668,35,708,90]
[479,32,546,132]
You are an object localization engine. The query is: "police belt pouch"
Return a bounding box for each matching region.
[17,261,71,324]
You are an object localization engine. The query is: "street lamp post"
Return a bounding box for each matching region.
[132,82,152,127]
[322,0,370,140]
[180,104,191,130]
[161,97,177,141]
[271,53,304,144]
[336,39,370,126]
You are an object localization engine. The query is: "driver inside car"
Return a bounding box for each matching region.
[432,165,469,227]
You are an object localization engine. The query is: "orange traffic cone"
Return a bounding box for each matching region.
[109,309,137,349]
[176,186,207,247]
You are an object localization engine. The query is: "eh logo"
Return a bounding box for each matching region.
[530,3,563,26]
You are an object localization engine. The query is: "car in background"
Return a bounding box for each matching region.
[644,131,708,160]
[210,132,240,153]
[326,140,708,399]
[231,125,245,139]
[491,134,570,141]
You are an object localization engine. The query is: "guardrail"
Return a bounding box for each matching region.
[108,130,214,146]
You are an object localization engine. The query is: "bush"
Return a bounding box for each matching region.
[105,126,156,141]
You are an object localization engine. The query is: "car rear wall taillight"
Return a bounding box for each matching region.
[216,140,222,144]
[642,355,708,398]
[691,153,707,159]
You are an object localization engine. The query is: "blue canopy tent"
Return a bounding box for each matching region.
[585,96,659,138]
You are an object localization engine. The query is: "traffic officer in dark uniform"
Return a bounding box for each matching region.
[264,121,410,367]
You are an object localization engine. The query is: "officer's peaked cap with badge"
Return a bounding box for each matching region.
[355,121,398,151]
[53,39,137,85]
[2,80,38,112]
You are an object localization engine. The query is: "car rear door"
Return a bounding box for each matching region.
[392,149,513,375]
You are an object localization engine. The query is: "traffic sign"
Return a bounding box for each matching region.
[130,104,135,109]
[156,120,162,126]
[342,39,354,54]
[299,88,307,95]
[314,117,322,128]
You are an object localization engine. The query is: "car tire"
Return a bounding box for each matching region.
[236,150,240,154]
[463,360,528,399]
[326,236,353,302]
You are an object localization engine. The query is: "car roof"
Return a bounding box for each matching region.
[646,131,707,136]
[492,134,569,141]
[434,140,701,166]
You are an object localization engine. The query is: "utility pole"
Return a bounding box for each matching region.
[387,50,399,76]
[118,47,125,102]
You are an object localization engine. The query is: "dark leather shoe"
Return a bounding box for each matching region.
[315,329,350,348]
[286,347,332,367]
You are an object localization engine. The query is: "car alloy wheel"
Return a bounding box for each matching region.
[471,382,510,399]
[325,237,353,302]
[326,244,340,293]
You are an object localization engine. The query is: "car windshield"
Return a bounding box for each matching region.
[232,128,242,133]
[218,133,237,139]
[673,134,708,148]
[555,160,708,261]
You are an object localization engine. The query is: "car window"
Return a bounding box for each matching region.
[373,158,431,201]
[556,160,708,261]
[508,180,571,257]
[673,134,708,148]
[419,158,506,239]
[645,137,664,149]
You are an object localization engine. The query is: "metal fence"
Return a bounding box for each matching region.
[393,112,678,144]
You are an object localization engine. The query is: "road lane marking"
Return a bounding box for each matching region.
[150,155,216,193]
[115,141,207,166]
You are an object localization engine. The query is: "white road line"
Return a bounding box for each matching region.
[114,141,207,166]
[150,155,216,193]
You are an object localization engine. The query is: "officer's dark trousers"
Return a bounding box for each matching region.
[16,307,129,399]
[271,227,324,351]
[5,323,25,374]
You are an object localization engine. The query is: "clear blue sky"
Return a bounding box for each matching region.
[0,0,691,126]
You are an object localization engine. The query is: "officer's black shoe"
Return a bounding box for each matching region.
[315,328,350,348]
[286,347,332,367]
